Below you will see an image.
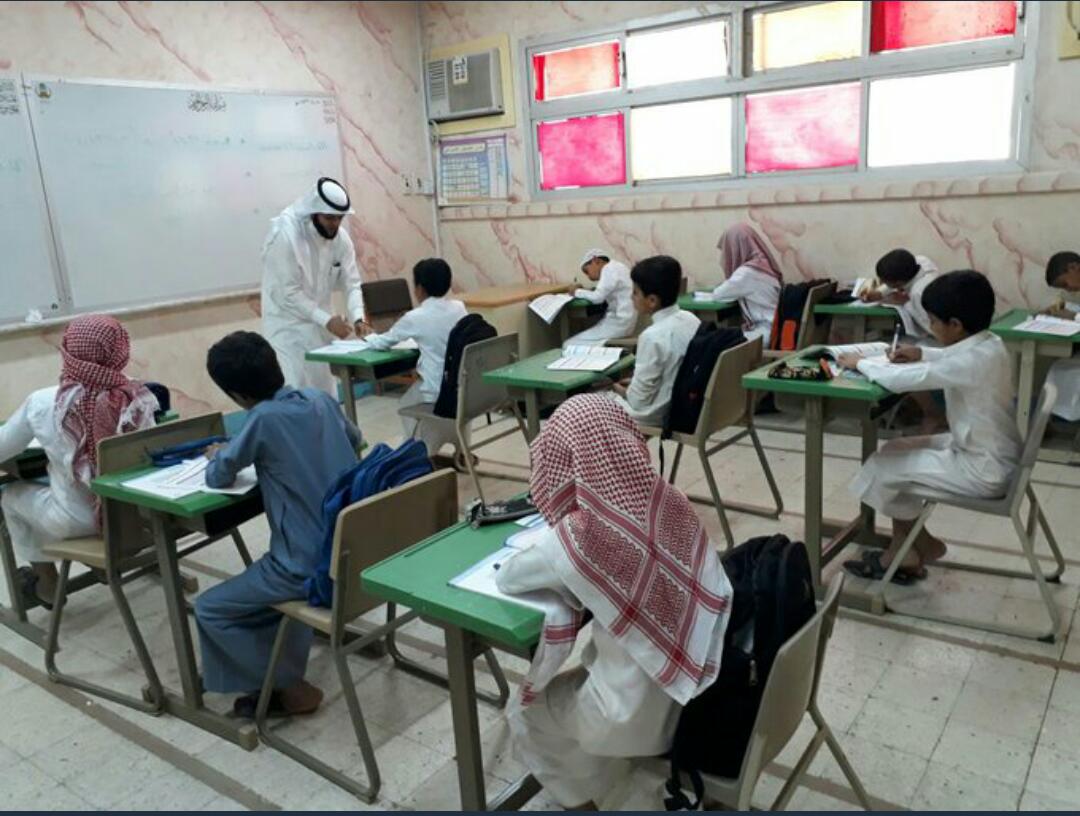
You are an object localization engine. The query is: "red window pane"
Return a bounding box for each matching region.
[537,113,626,190]
[870,1,1017,53]
[533,41,621,102]
[745,83,861,173]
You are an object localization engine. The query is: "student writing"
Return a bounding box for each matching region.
[565,248,637,347]
[1042,251,1080,422]
[711,223,783,342]
[862,248,940,340]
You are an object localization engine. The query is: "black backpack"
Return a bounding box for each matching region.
[664,535,816,811]
[663,324,745,438]
[769,279,833,352]
[433,314,497,418]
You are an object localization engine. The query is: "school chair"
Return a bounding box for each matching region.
[254,469,510,802]
[360,278,413,333]
[872,382,1066,642]
[640,337,783,550]
[397,333,528,505]
[644,573,873,810]
[764,281,836,360]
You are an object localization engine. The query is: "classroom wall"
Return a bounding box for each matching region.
[422,1,1080,309]
[0,0,432,416]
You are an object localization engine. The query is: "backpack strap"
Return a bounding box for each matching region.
[664,759,704,811]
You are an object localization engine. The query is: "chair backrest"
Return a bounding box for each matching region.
[697,336,763,436]
[795,281,836,350]
[330,468,458,623]
[739,572,844,784]
[361,279,413,331]
[456,333,520,423]
[1005,381,1057,506]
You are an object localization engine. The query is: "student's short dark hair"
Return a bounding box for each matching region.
[875,249,920,285]
[413,258,452,297]
[206,331,284,401]
[1046,251,1080,287]
[921,270,995,334]
[630,255,682,307]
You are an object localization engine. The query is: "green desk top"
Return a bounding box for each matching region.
[680,294,738,313]
[91,465,254,519]
[304,346,420,366]
[483,348,635,391]
[814,302,898,318]
[742,347,892,402]
[568,297,590,308]
[991,308,1080,345]
[362,518,543,651]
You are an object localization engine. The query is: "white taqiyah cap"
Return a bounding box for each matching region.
[579,248,608,268]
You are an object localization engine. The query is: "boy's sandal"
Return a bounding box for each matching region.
[232,691,287,721]
[843,551,925,585]
[16,566,53,611]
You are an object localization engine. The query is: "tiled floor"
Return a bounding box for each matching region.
[2,393,1079,810]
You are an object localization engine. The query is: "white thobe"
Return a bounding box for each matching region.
[497,529,680,808]
[886,255,940,339]
[261,218,365,394]
[1045,297,1080,421]
[850,332,1021,519]
[566,260,638,346]
[711,264,781,342]
[0,387,98,562]
[364,296,468,455]
[615,304,700,426]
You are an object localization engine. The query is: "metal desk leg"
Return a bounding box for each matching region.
[1016,340,1036,436]
[804,397,825,591]
[332,364,358,427]
[524,391,541,442]
[445,624,487,810]
[852,315,867,343]
[859,414,878,543]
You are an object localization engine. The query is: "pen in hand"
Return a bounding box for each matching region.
[890,325,901,357]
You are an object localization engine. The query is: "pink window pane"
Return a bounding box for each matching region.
[537,113,626,190]
[745,83,861,173]
[533,41,621,102]
[871,1,1017,52]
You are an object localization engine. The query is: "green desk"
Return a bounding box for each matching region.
[91,466,264,749]
[680,293,741,323]
[304,346,419,426]
[482,348,636,440]
[991,308,1080,442]
[814,302,900,342]
[363,519,542,810]
[743,349,892,610]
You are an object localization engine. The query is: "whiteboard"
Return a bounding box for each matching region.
[0,76,64,323]
[23,77,344,314]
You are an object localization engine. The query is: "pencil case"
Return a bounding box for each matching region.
[148,436,228,467]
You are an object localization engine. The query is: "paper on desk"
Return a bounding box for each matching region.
[505,518,549,551]
[122,458,257,499]
[530,293,574,325]
[309,337,419,356]
[547,344,622,372]
[822,342,890,360]
[1014,316,1080,337]
[692,291,718,302]
[449,546,557,613]
[842,300,915,335]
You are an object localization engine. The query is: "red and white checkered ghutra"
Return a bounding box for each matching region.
[522,394,732,706]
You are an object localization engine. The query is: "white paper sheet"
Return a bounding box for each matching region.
[822,342,891,360]
[122,458,257,500]
[692,290,718,302]
[449,546,555,613]
[547,344,623,372]
[529,293,574,325]
[1014,316,1080,337]
[309,337,419,356]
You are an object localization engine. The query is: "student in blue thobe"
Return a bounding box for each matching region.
[196,330,360,718]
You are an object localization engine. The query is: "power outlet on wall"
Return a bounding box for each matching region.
[401,174,434,196]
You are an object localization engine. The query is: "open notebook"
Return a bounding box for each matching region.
[547,344,623,372]
[309,337,419,356]
[122,458,257,500]
[529,292,574,325]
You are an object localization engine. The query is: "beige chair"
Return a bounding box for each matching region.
[872,382,1066,642]
[254,469,509,802]
[42,414,253,712]
[361,278,413,333]
[398,333,528,505]
[764,281,836,360]
[649,573,872,811]
[641,337,783,550]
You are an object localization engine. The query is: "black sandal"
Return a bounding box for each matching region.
[233,690,287,720]
[16,566,53,611]
[843,551,924,586]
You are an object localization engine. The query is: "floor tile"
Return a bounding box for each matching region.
[849,697,949,759]
[912,763,1022,810]
[931,719,1035,787]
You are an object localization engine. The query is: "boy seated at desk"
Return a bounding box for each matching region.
[711,223,783,342]
[197,330,361,718]
[362,257,467,459]
[836,270,1021,583]
[611,255,700,426]
[860,249,940,341]
[1041,251,1080,423]
[565,248,636,347]
[0,315,158,608]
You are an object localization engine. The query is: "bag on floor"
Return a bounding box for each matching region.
[663,324,745,438]
[769,279,832,352]
[433,314,497,419]
[663,534,816,810]
[304,439,433,607]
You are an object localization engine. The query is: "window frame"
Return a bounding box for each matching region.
[520,0,1037,201]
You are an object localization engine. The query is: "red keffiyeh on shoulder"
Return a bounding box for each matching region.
[55,315,156,505]
[522,394,732,706]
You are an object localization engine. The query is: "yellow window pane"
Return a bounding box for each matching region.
[752,1,863,72]
[630,98,733,181]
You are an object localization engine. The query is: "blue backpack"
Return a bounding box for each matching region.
[303,439,434,607]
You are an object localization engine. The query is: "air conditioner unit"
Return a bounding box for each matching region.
[425,49,504,122]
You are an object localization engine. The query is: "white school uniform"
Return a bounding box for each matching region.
[1045,296,1080,421]
[615,304,700,426]
[565,260,637,346]
[0,387,99,562]
[364,295,468,455]
[711,264,781,342]
[849,332,1021,520]
[496,528,680,807]
[889,255,940,340]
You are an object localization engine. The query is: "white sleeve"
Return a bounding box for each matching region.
[856,347,973,392]
[263,235,331,328]
[712,266,760,301]
[496,529,574,599]
[363,309,417,350]
[625,332,664,412]
[338,238,366,324]
[0,395,36,463]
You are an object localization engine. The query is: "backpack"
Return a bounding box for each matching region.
[663,324,745,439]
[768,279,832,352]
[303,439,433,607]
[664,535,816,810]
[433,314,497,419]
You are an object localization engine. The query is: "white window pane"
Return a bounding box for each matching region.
[627,20,728,89]
[868,65,1015,168]
[751,2,862,73]
[631,98,732,181]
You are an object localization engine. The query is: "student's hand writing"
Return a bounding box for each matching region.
[883,291,910,305]
[888,345,922,364]
[836,352,863,371]
[860,289,884,303]
[354,319,373,337]
[1043,304,1071,319]
[204,442,225,460]
[611,382,628,398]
[326,315,351,339]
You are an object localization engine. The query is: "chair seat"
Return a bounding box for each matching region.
[909,487,1009,516]
[42,536,107,568]
[273,600,334,634]
[398,402,453,425]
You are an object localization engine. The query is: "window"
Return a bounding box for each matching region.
[523,1,1032,198]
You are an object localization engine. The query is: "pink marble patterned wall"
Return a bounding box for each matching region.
[423,1,1080,313]
[0,0,433,417]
